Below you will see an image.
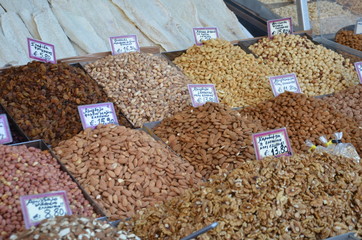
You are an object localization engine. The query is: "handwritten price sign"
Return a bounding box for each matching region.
[269,73,302,96]
[252,128,293,160]
[0,114,12,144]
[20,191,72,228]
[355,62,362,83]
[78,102,119,129]
[27,38,56,64]
[188,84,219,107]
[109,35,140,55]
[193,27,219,45]
[267,18,293,38]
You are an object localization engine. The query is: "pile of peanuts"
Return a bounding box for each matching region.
[120,153,362,239]
[249,34,359,96]
[153,102,263,178]
[0,145,95,239]
[84,52,191,128]
[324,84,362,127]
[10,215,140,240]
[335,30,362,51]
[173,38,277,107]
[0,61,130,146]
[54,124,202,219]
[240,92,362,154]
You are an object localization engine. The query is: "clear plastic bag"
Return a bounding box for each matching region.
[332,132,360,163]
[305,139,327,153]
[318,135,336,154]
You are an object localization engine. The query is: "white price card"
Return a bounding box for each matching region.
[252,128,293,160]
[27,38,56,64]
[20,191,72,229]
[78,102,119,129]
[355,62,362,83]
[0,114,12,144]
[355,19,362,34]
[109,35,140,55]
[193,27,219,45]
[269,73,302,97]
[267,17,293,38]
[188,84,219,107]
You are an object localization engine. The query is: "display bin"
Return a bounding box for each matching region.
[312,0,362,57]
[0,103,29,145]
[10,139,107,218]
[325,232,361,240]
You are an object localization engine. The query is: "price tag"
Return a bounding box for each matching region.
[109,35,140,55]
[78,102,119,129]
[267,17,293,38]
[20,191,72,229]
[252,128,293,160]
[355,62,362,83]
[0,114,12,144]
[188,84,219,107]
[193,27,219,45]
[355,19,362,35]
[27,38,56,64]
[269,73,302,97]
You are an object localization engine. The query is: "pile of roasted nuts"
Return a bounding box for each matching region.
[240,92,362,154]
[324,84,362,127]
[55,124,202,219]
[10,215,140,240]
[120,153,362,240]
[337,0,362,14]
[0,61,129,146]
[335,30,362,51]
[84,52,191,128]
[153,102,263,178]
[0,145,95,239]
[249,34,359,96]
[173,38,277,107]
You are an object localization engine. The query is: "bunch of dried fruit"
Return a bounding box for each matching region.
[153,102,263,178]
[10,215,140,240]
[120,153,362,239]
[0,145,95,239]
[249,34,359,96]
[0,61,130,146]
[54,124,202,219]
[240,92,362,155]
[173,38,277,107]
[84,52,191,128]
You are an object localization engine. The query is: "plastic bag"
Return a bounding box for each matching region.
[332,132,360,163]
[305,139,327,153]
[318,135,335,154]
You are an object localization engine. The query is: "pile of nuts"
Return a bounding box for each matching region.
[324,84,362,127]
[173,38,277,107]
[121,153,362,239]
[0,145,95,239]
[249,34,359,96]
[337,0,362,14]
[335,30,362,51]
[54,124,202,219]
[0,61,130,146]
[84,52,191,128]
[239,92,362,154]
[0,105,28,144]
[10,215,140,240]
[153,102,263,178]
